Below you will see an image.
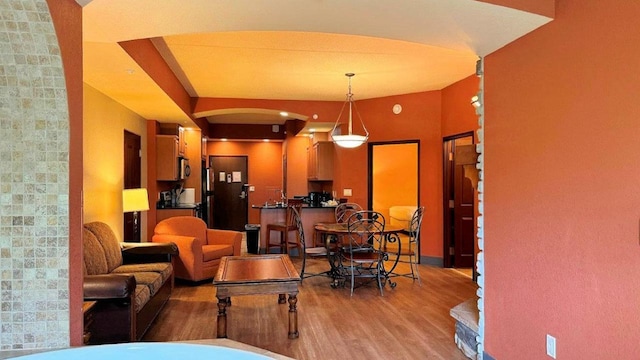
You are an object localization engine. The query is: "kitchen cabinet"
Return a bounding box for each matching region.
[156,135,180,181]
[159,123,186,156]
[308,141,334,181]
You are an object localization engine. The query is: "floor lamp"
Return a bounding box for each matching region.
[123,188,150,242]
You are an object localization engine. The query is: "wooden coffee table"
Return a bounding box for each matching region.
[213,255,301,339]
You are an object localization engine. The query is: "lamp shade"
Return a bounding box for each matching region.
[331,134,368,148]
[331,73,369,149]
[123,188,150,213]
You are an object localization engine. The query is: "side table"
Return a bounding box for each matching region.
[82,301,97,345]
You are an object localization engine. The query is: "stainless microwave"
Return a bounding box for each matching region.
[179,157,190,180]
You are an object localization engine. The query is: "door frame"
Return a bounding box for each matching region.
[442,131,475,268]
[123,130,142,242]
[367,140,421,257]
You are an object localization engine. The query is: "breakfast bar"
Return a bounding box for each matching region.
[253,204,336,253]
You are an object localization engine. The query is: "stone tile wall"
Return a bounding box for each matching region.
[0,0,70,351]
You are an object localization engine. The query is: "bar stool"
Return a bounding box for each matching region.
[266,199,304,256]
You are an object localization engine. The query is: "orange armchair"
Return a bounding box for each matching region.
[152,216,242,282]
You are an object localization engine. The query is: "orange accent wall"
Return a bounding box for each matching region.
[207,141,283,224]
[334,91,444,258]
[484,0,640,358]
[442,75,480,139]
[47,0,83,346]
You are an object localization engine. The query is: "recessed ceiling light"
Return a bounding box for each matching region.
[309,128,315,132]
[221,138,228,142]
[280,111,288,117]
[263,139,269,142]
[125,69,135,75]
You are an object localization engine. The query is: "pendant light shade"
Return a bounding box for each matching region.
[331,73,369,148]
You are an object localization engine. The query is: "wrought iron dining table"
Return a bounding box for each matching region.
[313,222,404,289]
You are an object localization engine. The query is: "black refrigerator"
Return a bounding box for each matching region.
[201,160,214,228]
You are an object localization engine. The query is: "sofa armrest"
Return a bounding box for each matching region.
[84,274,135,300]
[121,242,179,264]
[206,229,243,256]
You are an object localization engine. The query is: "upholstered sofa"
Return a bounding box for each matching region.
[83,221,178,344]
[152,216,242,282]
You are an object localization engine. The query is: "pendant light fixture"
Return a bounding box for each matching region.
[331,73,369,148]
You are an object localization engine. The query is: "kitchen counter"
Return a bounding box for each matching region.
[156,204,201,222]
[252,204,336,209]
[157,203,200,210]
[255,205,336,252]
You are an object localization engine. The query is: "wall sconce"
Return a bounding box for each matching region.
[471,94,482,108]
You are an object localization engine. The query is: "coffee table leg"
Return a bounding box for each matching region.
[216,297,228,338]
[278,293,286,304]
[287,293,299,339]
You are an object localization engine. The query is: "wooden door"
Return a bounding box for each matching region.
[443,133,475,268]
[124,130,141,241]
[210,156,248,231]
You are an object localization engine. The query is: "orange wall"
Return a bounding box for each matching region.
[285,135,311,198]
[442,75,480,139]
[47,0,84,346]
[334,91,444,258]
[203,84,478,261]
[484,1,640,358]
[207,141,283,224]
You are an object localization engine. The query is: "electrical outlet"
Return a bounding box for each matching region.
[546,334,556,359]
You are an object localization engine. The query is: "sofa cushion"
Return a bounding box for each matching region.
[202,244,234,262]
[113,263,173,284]
[134,284,151,313]
[83,228,109,275]
[84,222,123,272]
[130,272,164,296]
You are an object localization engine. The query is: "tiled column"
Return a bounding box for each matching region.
[0,0,70,351]
[475,59,485,359]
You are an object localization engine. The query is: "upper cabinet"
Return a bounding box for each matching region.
[308,141,334,181]
[159,123,186,157]
[156,135,180,181]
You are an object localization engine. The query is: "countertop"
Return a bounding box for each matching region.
[252,204,336,209]
[157,203,200,210]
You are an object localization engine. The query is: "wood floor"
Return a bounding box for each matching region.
[143,259,478,360]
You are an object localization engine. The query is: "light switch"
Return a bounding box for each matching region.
[249,186,255,192]
[343,188,352,197]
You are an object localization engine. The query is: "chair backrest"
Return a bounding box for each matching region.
[335,202,363,223]
[345,210,386,252]
[409,206,425,244]
[154,216,207,241]
[291,207,305,252]
[286,198,304,227]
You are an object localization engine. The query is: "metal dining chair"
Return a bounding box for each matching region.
[340,210,387,296]
[391,206,425,284]
[290,207,333,282]
[334,202,363,223]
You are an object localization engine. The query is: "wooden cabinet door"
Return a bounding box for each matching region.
[314,141,334,181]
[156,135,179,181]
[307,145,317,179]
[178,126,186,156]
